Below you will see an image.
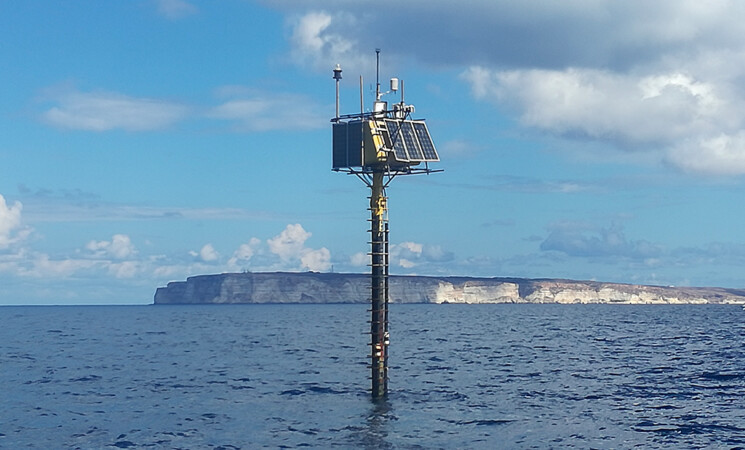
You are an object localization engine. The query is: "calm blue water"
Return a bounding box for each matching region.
[2,304,745,449]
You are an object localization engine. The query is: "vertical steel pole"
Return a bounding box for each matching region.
[370,170,388,398]
[335,79,340,119]
[384,221,389,386]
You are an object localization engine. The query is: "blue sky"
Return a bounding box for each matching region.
[3,0,745,304]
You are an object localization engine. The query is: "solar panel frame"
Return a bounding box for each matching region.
[412,121,439,161]
[400,121,424,160]
[384,119,409,162]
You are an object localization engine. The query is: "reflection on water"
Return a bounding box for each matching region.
[360,399,394,450]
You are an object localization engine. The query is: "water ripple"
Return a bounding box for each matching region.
[1,303,744,448]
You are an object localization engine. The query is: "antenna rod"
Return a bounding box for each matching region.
[375,48,381,101]
[360,75,364,114]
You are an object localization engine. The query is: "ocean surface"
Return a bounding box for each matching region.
[2,304,745,449]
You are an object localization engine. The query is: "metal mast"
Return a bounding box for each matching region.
[369,170,388,397]
[331,51,441,399]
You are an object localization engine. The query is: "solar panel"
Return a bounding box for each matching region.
[384,120,409,162]
[413,121,439,161]
[332,122,363,168]
[400,121,424,160]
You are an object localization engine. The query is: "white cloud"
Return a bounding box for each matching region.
[1,230,142,279]
[42,88,189,131]
[267,224,331,271]
[198,244,220,262]
[350,252,369,267]
[274,2,745,175]
[0,195,30,249]
[461,66,745,174]
[390,241,454,269]
[0,222,340,289]
[208,89,327,132]
[227,237,261,270]
[668,132,745,175]
[399,258,416,269]
[38,83,331,134]
[300,247,331,272]
[108,261,140,279]
[398,241,423,255]
[287,11,366,73]
[27,253,99,278]
[86,234,137,259]
[155,0,197,20]
[268,224,312,261]
[462,67,732,144]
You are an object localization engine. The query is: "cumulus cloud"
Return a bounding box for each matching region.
[0,228,144,280]
[668,133,745,175]
[300,248,331,272]
[42,87,190,131]
[287,11,368,73]
[268,224,312,260]
[227,237,261,269]
[460,66,745,173]
[0,222,341,288]
[350,251,369,267]
[0,195,30,249]
[194,244,219,262]
[390,241,454,269]
[86,234,138,259]
[462,68,729,144]
[267,224,331,271]
[107,261,140,279]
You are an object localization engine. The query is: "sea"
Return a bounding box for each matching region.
[2,303,745,449]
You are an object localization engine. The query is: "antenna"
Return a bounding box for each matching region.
[375,48,381,101]
[330,50,442,399]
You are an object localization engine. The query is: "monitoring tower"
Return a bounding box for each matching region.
[331,50,441,399]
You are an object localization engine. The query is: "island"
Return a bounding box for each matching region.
[153,272,745,305]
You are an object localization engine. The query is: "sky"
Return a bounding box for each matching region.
[3,0,745,305]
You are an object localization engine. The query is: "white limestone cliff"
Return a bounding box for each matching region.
[154,272,745,305]
[432,281,521,303]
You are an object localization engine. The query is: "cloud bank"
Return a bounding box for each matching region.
[0,195,334,286]
[39,85,327,133]
[42,88,190,132]
[275,1,745,175]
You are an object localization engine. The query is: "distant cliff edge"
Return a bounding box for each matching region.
[153,272,745,305]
